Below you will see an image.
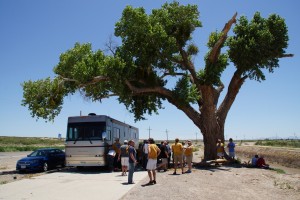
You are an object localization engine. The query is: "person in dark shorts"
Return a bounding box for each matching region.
[156,141,169,172]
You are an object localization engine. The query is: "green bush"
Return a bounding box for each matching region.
[0,146,65,152]
[0,136,65,152]
[255,139,300,148]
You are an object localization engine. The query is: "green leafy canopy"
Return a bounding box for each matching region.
[227,12,288,81]
[21,2,290,123]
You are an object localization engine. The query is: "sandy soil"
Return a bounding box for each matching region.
[120,146,300,200]
[121,165,299,200]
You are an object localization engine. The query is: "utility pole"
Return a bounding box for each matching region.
[165,129,169,142]
[195,132,198,144]
[147,126,152,138]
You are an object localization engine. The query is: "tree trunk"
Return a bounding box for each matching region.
[198,85,225,161]
[202,127,224,161]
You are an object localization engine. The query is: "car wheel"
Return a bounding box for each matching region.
[61,161,65,168]
[43,162,48,172]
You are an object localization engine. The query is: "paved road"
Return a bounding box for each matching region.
[0,169,148,200]
[0,151,31,172]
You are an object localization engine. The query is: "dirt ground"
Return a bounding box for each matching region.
[1,146,300,200]
[121,145,300,200]
[121,165,299,200]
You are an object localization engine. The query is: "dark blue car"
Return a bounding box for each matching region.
[16,148,65,172]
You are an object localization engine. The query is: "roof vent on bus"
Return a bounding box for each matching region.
[88,113,96,116]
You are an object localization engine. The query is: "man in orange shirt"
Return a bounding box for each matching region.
[146,138,161,185]
[171,138,184,175]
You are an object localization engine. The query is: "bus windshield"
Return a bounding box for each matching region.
[66,122,106,141]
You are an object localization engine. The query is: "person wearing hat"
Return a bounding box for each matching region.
[118,140,129,176]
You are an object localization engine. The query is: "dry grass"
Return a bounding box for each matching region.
[236,145,300,169]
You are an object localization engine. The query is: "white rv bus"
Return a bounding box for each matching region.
[65,113,139,168]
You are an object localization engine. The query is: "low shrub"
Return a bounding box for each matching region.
[255,140,300,148]
[0,136,65,152]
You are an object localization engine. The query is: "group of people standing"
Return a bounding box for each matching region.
[111,137,195,185]
[141,140,171,172]
[112,137,272,185]
[142,137,195,184]
[216,138,236,160]
[171,138,194,174]
[111,138,137,184]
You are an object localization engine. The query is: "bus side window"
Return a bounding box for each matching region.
[68,128,73,140]
[106,126,111,140]
[113,127,120,140]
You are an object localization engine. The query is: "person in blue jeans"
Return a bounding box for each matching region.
[128,140,137,184]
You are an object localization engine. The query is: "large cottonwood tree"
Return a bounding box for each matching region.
[22,2,292,160]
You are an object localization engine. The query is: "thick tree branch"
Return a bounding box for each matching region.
[61,77,79,83]
[178,47,198,81]
[61,76,110,87]
[170,56,185,66]
[91,76,110,83]
[88,93,118,102]
[279,54,294,58]
[214,83,225,106]
[159,72,186,79]
[217,70,246,123]
[209,12,237,63]
[125,80,202,127]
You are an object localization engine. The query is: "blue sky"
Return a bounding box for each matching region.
[0,0,299,141]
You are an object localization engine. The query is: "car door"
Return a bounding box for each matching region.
[54,149,65,165]
[47,149,58,167]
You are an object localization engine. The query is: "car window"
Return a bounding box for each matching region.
[37,151,45,156]
[55,149,63,154]
[29,151,38,157]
